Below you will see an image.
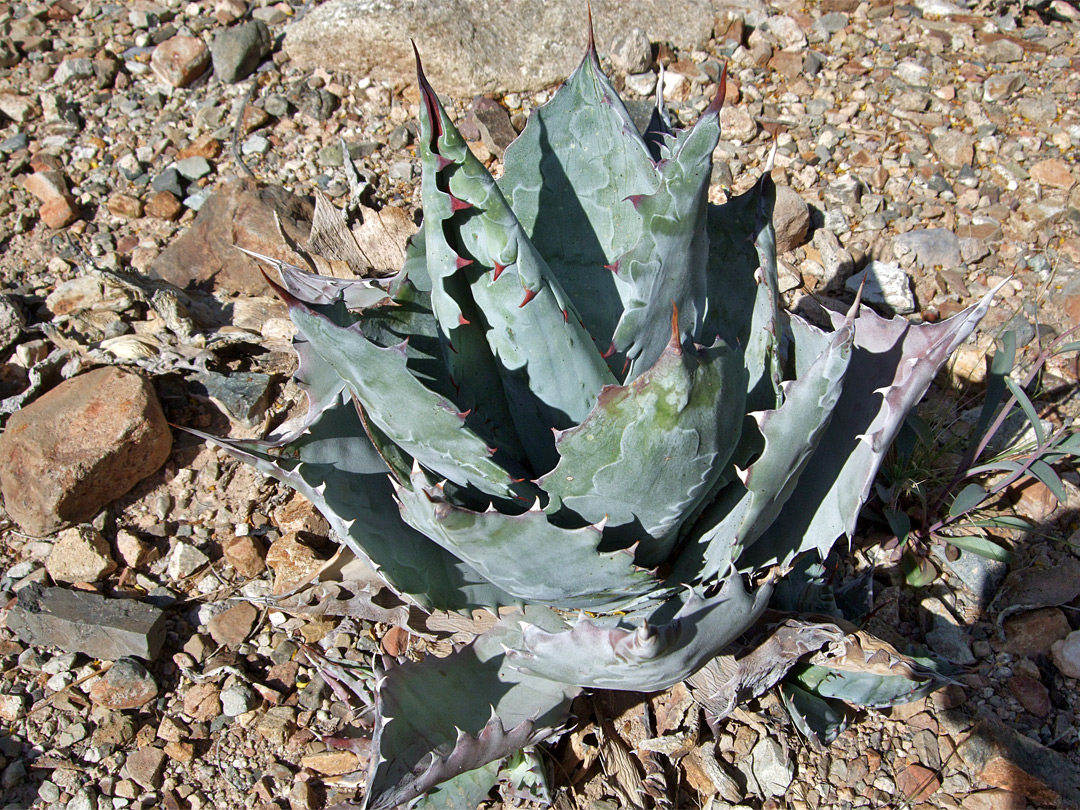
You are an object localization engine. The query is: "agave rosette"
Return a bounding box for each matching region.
[194,34,998,809]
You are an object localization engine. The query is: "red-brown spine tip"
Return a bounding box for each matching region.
[604,260,619,274]
[519,287,538,307]
[455,256,474,270]
[704,61,728,118]
[413,41,443,140]
[601,342,617,359]
[586,2,596,61]
[458,312,471,326]
[669,302,682,354]
[448,193,472,212]
[492,262,506,281]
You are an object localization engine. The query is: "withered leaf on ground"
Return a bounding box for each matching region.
[686,619,845,720]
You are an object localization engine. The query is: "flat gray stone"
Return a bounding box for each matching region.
[284,0,715,96]
[0,294,24,353]
[609,28,652,74]
[211,20,271,84]
[194,370,272,427]
[941,547,1007,608]
[893,228,962,270]
[748,737,793,797]
[846,261,915,314]
[174,156,212,181]
[6,584,167,661]
[926,615,976,665]
[773,186,810,254]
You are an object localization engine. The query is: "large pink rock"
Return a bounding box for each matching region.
[150,34,210,88]
[149,177,313,296]
[0,367,172,535]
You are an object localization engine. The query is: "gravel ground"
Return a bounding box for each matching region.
[0,1,1079,809]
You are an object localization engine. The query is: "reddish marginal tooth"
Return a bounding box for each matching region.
[458,313,471,325]
[486,446,498,456]
[448,341,458,354]
[604,260,619,274]
[455,256,474,269]
[448,193,472,212]
[562,308,569,323]
[492,262,506,281]
[621,357,631,376]
[519,287,538,307]
[511,477,527,483]
[601,342,617,359]
[456,408,473,419]
[626,195,643,209]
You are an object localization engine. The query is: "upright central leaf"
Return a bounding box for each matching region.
[416,56,615,472]
[499,46,660,371]
[611,89,726,379]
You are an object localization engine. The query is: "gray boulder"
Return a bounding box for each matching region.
[284,0,715,95]
[211,20,271,84]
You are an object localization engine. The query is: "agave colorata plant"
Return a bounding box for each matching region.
[194,28,1002,809]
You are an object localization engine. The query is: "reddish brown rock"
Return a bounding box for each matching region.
[223,534,267,578]
[163,740,195,762]
[150,35,210,88]
[266,532,327,594]
[106,193,143,219]
[274,494,330,536]
[145,190,183,220]
[149,177,313,296]
[125,745,167,789]
[1008,674,1050,717]
[300,749,362,776]
[0,367,172,536]
[90,657,158,709]
[773,185,810,254]
[207,600,259,647]
[1002,607,1072,657]
[1030,158,1076,189]
[38,195,81,228]
[22,170,69,202]
[958,714,1080,806]
[182,682,220,721]
[768,50,803,78]
[176,135,222,160]
[897,763,941,801]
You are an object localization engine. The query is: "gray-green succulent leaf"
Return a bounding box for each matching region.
[738,280,1007,571]
[507,575,773,691]
[364,608,580,810]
